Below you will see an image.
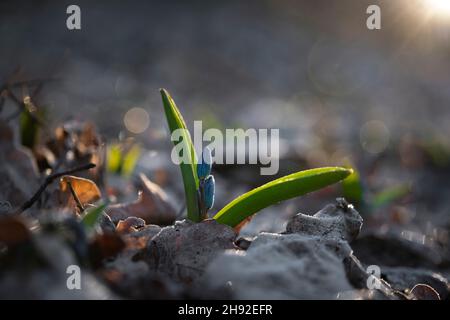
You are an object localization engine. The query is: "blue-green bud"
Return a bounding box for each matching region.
[197,147,212,180]
[202,175,215,210]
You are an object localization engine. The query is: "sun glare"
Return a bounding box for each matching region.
[424,0,450,16]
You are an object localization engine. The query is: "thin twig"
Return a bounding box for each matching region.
[13,163,96,214]
[67,180,85,213]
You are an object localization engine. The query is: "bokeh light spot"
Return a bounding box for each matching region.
[123,107,150,134]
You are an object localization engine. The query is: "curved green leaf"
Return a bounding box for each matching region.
[107,143,123,174]
[213,167,352,227]
[122,144,141,177]
[160,89,200,221]
[81,203,107,230]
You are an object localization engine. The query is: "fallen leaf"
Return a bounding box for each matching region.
[410,284,440,300]
[116,217,146,234]
[59,175,101,210]
[106,173,176,225]
[81,203,108,230]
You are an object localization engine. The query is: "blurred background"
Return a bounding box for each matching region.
[1,0,449,237]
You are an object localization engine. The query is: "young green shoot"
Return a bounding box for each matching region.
[160,88,353,228]
[213,167,352,227]
[81,202,108,230]
[160,89,200,222]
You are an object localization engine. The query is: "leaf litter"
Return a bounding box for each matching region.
[0,84,449,300]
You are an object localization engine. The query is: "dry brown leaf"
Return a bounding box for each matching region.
[410,284,440,300]
[59,175,101,210]
[106,173,176,225]
[0,215,31,246]
[116,217,146,234]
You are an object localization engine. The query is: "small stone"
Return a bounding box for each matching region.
[197,232,354,299]
[141,219,238,283]
[235,237,253,250]
[285,198,363,242]
[351,232,443,268]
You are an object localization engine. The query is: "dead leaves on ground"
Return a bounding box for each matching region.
[0,116,176,277]
[57,170,176,228]
[107,173,176,226]
[37,121,105,186]
[1,115,175,226]
[59,175,101,213]
[0,86,184,297]
[0,119,105,214]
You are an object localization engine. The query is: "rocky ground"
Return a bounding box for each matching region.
[0,104,449,300]
[0,117,448,299]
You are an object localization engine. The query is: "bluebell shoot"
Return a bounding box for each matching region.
[197,147,212,180]
[202,175,215,210]
[198,147,215,219]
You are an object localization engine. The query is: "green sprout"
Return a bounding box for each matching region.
[107,142,141,177]
[160,89,352,227]
[81,202,108,231]
[161,89,200,222]
[197,147,214,220]
[371,184,411,210]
